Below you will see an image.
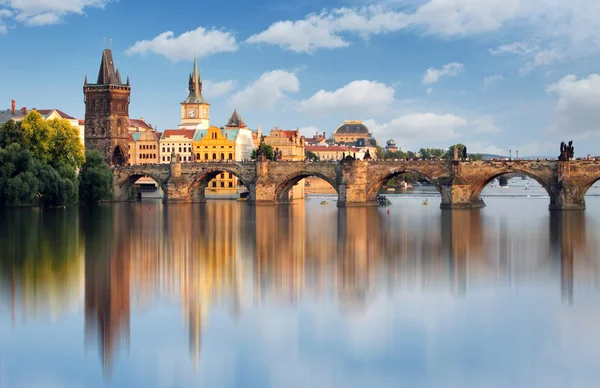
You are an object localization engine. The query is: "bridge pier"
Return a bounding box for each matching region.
[440,184,485,210]
[548,185,586,211]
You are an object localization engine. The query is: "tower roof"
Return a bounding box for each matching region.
[183,57,208,104]
[225,109,245,128]
[96,49,125,86]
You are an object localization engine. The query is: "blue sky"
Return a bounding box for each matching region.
[2,0,600,156]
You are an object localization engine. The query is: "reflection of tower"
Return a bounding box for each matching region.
[253,205,306,305]
[441,210,483,296]
[336,207,381,312]
[550,212,585,305]
[83,205,131,376]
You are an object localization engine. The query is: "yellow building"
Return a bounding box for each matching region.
[333,120,375,146]
[262,128,305,161]
[193,126,238,195]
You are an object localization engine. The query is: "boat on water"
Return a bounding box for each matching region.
[236,197,248,202]
[422,199,429,206]
[320,201,329,205]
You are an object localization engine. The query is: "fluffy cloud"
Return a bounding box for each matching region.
[202,80,237,99]
[365,113,467,149]
[298,126,322,137]
[228,70,299,111]
[472,117,502,134]
[126,27,238,61]
[546,74,600,139]
[483,75,503,89]
[297,80,394,115]
[422,63,464,84]
[0,0,108,27]
[490,41,562,74]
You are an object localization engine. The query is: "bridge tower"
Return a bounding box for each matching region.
[84,49,131,166]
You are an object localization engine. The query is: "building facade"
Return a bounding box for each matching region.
[83,49,131,166]
[159,129,195,163]
[179,58,210,130]
[262,128,305,161]
[128,129,160,165]
[333,120,375,145]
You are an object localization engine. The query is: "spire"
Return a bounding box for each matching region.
[115,69,122,84]
[96,49,126,86]
[183,56,208,104]
[226,109,245,128]
[84,75,88,85]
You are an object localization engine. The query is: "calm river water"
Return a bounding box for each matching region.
[2,179,600,387]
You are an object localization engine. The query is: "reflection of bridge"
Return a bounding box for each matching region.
[113,158,600,210]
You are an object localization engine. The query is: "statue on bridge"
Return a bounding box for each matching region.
[559,141,575,161]
[453,145,459,161]
[364,149,371,160]
[462,146,467,161]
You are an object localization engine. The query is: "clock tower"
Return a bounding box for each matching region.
[179,57,210,129]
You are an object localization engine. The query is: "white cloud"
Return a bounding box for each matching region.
[490,40,562,74]
[422,63,464,84]
[546,74,600,139]
[126,27,238,61]
[489,41,539,56]
[298,126,322,137]
[483,75,503,89]
[365,113,467,149]
[1,0,108,27]
[246,13,349,53]
[202,80,237,99]
[472,117,502,134]
[297,80,394,115]
[228,70,299,111]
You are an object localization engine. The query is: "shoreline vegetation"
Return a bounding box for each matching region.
[0,111,113,207]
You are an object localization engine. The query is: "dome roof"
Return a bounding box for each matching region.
[386,139,397,146]
[334,120,369,135]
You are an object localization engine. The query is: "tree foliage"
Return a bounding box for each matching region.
[305,150,320,161]
[443,144,484,161]
[250,143,275,161]
[47,118,85,169]
[78,150,114,204]
[419,148,446,160]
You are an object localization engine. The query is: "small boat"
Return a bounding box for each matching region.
[236,197,248,202]
[320,201,329,205]
[422,199,429,206]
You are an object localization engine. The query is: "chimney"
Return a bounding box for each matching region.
[140,117,145,122]
[21,107,27,115]
[11,99,15,114]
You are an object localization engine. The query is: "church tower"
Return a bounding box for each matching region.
[84,49,131,166]
[179,58,210,130]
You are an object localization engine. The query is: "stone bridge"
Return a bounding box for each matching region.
[113,158,600,210]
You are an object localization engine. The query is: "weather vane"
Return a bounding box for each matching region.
[103,37,106,49]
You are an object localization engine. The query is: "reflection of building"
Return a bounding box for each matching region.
[179,58,210,130]
[84,49,131,166]
[84,206,131,375]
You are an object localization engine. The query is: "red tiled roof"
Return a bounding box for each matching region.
[128,133,134,141]
[129,118,153,130]
[162,129,195,139]
[306,145,350,152]
[78,119,85,125]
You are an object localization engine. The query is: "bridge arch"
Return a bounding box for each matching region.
[187,165,253,201]
[275,171,339,202]
[114,171,167,200]
[366,169,442,200]
[471,169,553,201]
[579,174,600,199]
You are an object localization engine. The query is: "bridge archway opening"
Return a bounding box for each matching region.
[367,170,442,200]
[119,174,165,200]
[474,170,551,205]
[112,145,127,167]
[188,168,252,201]
[582,176,600,199]
[276,172,339,203]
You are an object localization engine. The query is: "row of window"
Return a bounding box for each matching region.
[163,147,192,153]
[195,145,233,149]
[139,154,156,159]
[211,181,234,188]
[140,144,156,150]
[161,155,192,162]
[197,153,233,160]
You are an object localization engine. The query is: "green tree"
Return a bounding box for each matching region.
[0,120,28,149]
[0,143,39,206]
[36,162,78,206]
[384,150,409,160]
[443,144,483,160]
[419,148,446,159]
[20,111,52,164]
[47,118,85,169]
[375,146,384,160]
[250,143,275,161]
[79,150,114,204]
[305,150,320,161]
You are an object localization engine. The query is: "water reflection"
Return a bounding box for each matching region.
[1,200,600,385]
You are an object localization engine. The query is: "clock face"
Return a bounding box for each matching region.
[188,109,196,118]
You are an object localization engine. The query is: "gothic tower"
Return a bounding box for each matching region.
[179,57,210,130]
[84,49,131,166]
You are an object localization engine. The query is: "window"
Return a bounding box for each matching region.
[212,181,217,187]
[220,182,225,188]
[228,153,233,160]
[196,153,200,160]
[205,153,208,160]
[220,173,225,178]
[228,182,233,188]
[220,153,224,160]
[179,147,182,152]
[221,146,224,148]
[229,173,233,179]
[212,153,216,160]
[162,147,165,153]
